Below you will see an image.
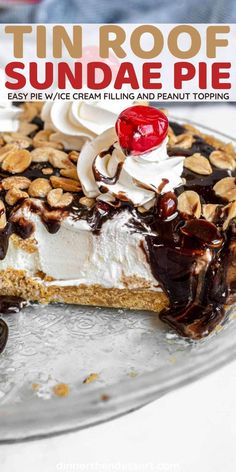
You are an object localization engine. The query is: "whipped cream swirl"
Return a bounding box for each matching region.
[41,100,134,151]
[78,127,184,207]
[0,101,21,132]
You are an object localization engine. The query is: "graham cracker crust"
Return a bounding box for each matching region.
[0,268,169,313]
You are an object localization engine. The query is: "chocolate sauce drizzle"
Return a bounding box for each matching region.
[93,160,123,185]
[144,131,235,339]
[0,296,27,353]
[92,144,124,185]
[0,318,8,354]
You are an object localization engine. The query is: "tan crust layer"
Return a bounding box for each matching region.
[0,268,169,313]
[11,234,38,253]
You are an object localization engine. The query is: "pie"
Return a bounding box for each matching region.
[0,100,235,352]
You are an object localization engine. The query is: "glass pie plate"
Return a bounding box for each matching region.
[0,118,236,443]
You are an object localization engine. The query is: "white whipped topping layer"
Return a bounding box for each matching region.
[0,209,159,291]
[0,101,21,132]
[41,100,134,151]
[78,127,185,207]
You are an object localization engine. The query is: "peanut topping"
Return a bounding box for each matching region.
[42,167,53,176]
[19,103,38,122]
[68,150,80,163]
[2,149,32,174]
[200,133,224,149]
[174,133,194,149]
[183,123,201,134]
[2,176,31,191]
[19,122,38,136]
[48,149,73,169]
[32,147,69,166]
[177,190,201,218]
[50,176,81,192]
[0,144,19,163]
[222,202,236,230]
[184,153,212,175]
[213,177,236,202]
[33,130,63,149]
[47,188,73,208]
[1,132,32,149]
[137,205,149,214]
[60,166,79,180]
[167,126,177,146]
[222,142,235,153]
[5,188,28,206]
[28,178,52,198]
[0,200,6,229]
[209,150,236,171]
[220,142,236,159]
[79,197,96,208]
[202,204,220,223]
[31,148,50,163]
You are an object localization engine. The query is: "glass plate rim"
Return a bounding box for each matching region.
[1,115,236,442]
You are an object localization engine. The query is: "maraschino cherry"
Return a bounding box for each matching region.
[115,105,169,156]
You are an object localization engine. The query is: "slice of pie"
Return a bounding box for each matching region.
[0,101,236,349]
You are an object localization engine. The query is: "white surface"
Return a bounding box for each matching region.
[1,103,236,472]
[1,362,236,472]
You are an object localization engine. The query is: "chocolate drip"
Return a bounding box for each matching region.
[0,296,27,354]
[99,144,116,158]
[0,219,34,261]
[87,201,116,233]
[93,143,124,186]
[93,160,123,185]
[0,224,12,260]
[159,242,229,339]
[30,124,235,340]
[145,209,230,339]
[142,130,236,339]
[0,318,8,354]
[42,217,62,234]
[0,296,27,314]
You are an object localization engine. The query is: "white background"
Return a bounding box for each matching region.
[1,103,236,472]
